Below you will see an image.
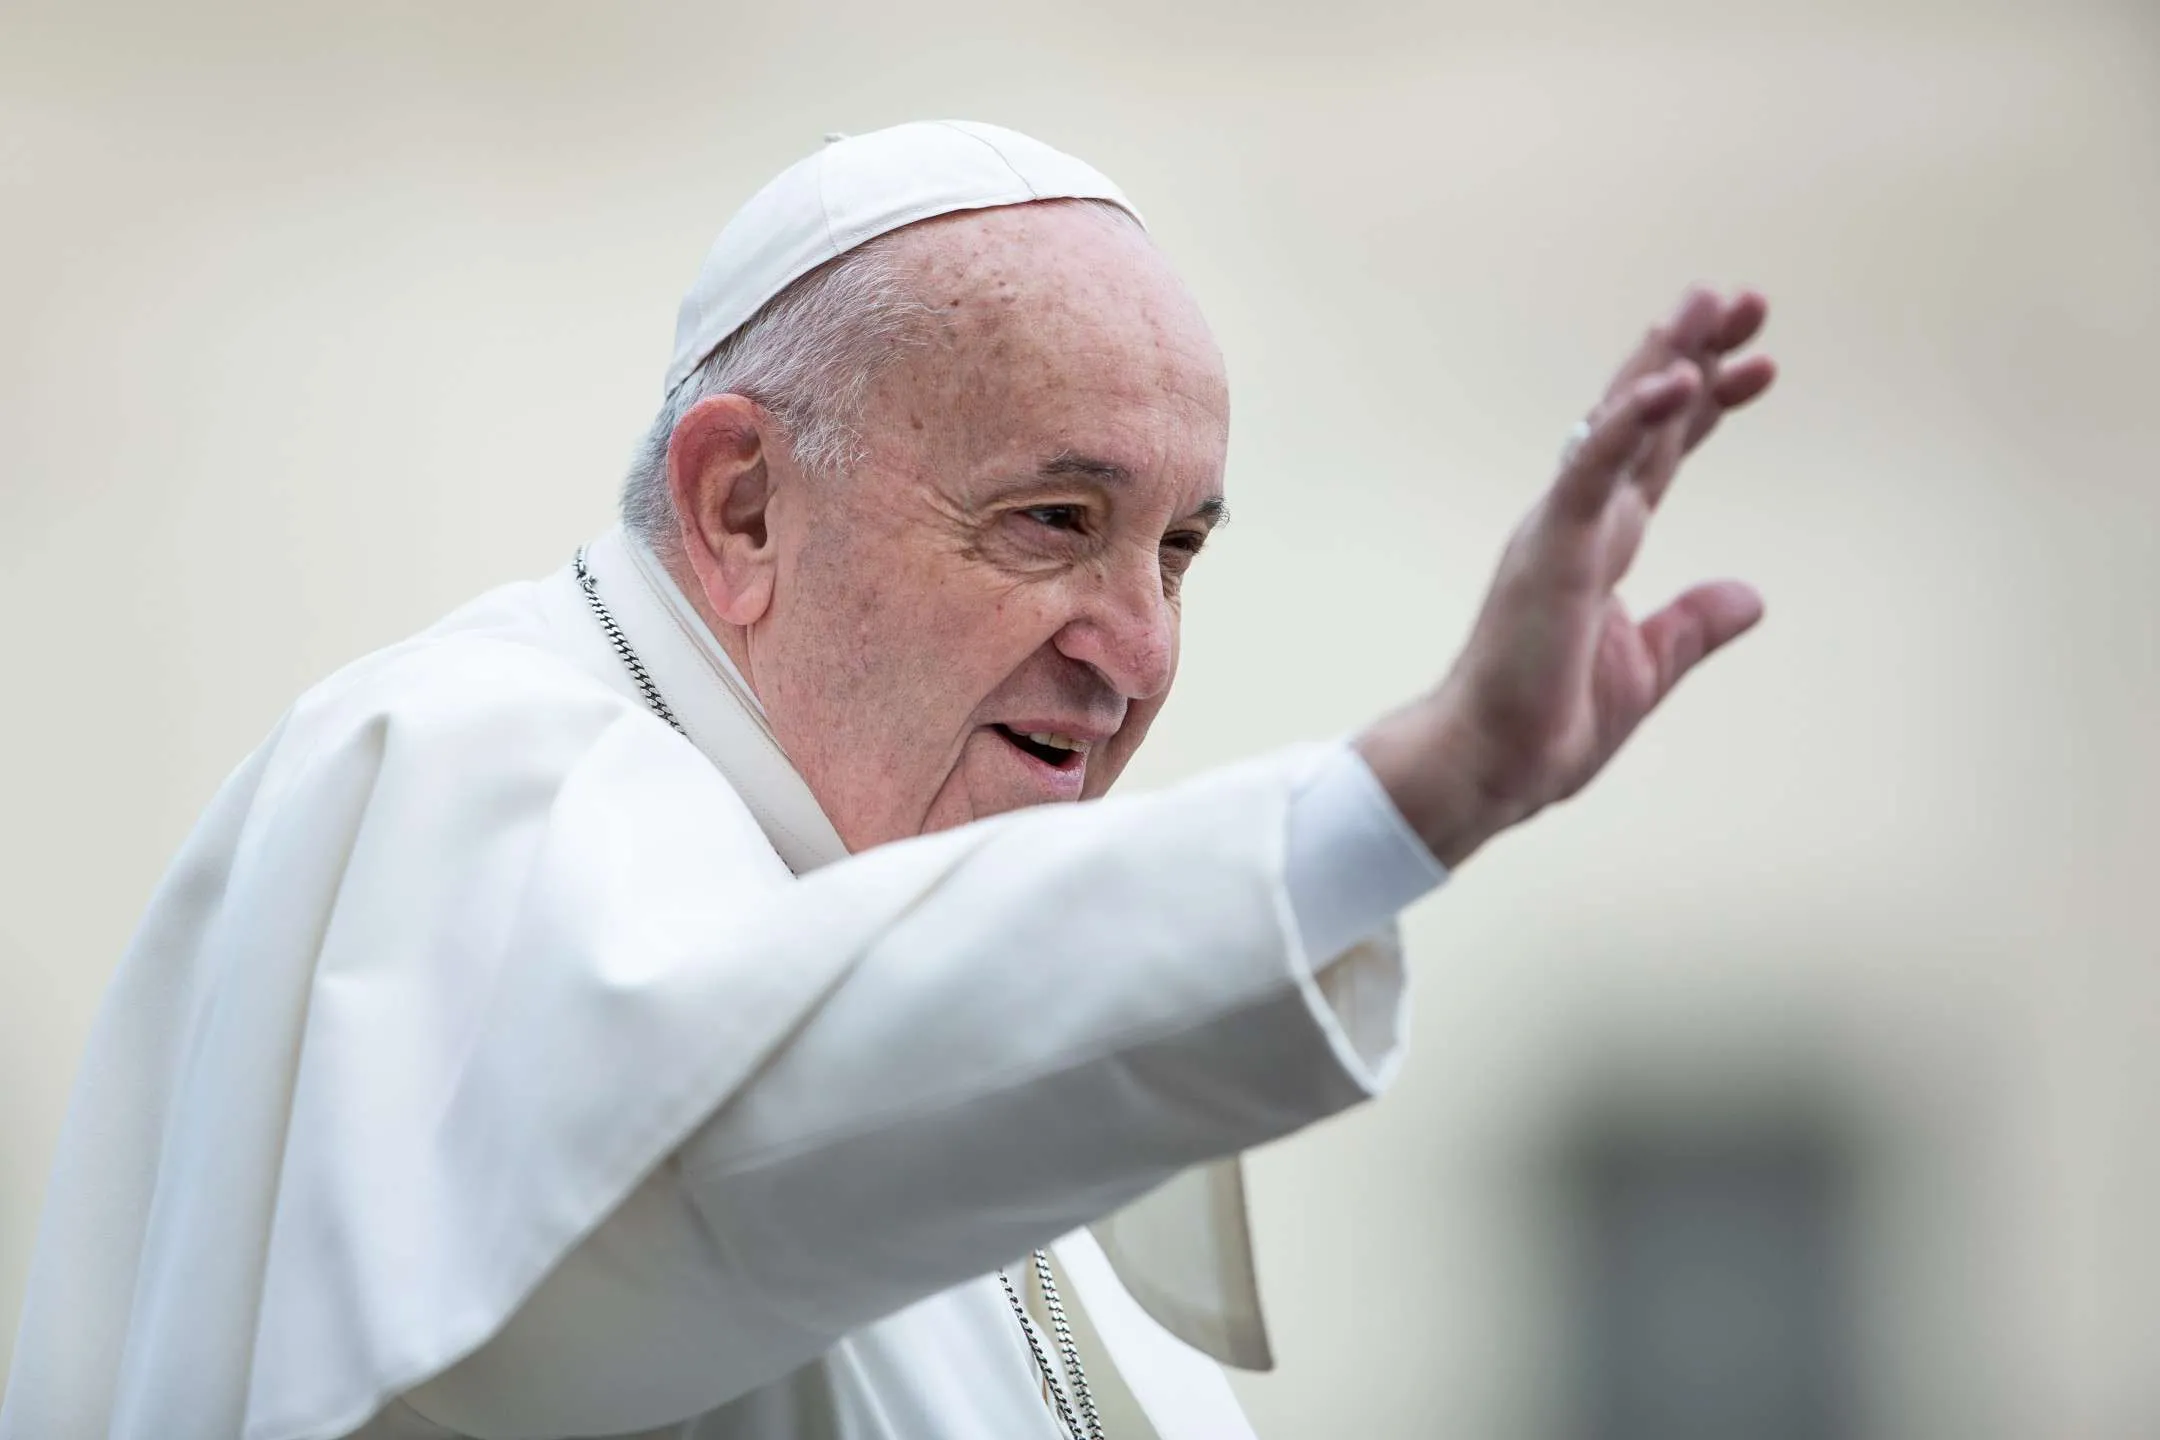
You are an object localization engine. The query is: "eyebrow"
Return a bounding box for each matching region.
[1037,451,1231,529]
[1039,452,1133,484]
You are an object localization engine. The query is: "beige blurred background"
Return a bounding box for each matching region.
[3,0,2156,1434]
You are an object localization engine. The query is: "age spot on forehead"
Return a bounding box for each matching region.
[863,202,1228,469]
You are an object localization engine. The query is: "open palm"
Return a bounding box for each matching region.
[1360,286,1777,865]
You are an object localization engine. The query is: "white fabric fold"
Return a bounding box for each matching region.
[0,526,1419,1440]
[581,527,1289,1371]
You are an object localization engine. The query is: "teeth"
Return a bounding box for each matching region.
[1023,731,1087,753]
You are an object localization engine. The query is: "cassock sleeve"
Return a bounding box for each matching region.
[398,718,1429,1439]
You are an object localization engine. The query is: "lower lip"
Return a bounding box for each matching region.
[988,728,1089,800]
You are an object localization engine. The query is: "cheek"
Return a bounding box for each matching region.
[794,541,986,694]
[917,741,996,832]
[818,576,1072,770]
[933,583,1072,683]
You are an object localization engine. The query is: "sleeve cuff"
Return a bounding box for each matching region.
[1283,739,1446,966]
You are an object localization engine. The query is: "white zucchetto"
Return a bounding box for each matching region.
[664,119,1143,395]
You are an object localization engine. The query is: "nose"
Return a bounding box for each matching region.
[1052,554,1177,702]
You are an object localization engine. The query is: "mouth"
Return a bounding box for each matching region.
[989,723,1091,772]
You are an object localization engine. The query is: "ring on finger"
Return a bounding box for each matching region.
[1560,417,1593,468]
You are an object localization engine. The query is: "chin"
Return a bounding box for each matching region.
[977,789,1075,819]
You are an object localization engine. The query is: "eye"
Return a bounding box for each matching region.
[1160,530,1208,573]
[1019,504,1088,534]
[1162,530,1208,557]
[1159,530,1208,593]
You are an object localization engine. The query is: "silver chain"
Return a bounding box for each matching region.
[1030,1248,1104,1440]
[571,548,1104,1440]
[999,1254,1105,1440]
[574,547,687,736]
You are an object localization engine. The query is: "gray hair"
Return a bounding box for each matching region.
[620,198,1143,550]
[619,233,933,549]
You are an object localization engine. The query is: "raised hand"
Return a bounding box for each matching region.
[1358,286,1778,869]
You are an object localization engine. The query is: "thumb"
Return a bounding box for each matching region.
[1639,580,1764,700]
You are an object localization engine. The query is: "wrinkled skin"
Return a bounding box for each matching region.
[664,200,1776,864]
[667,202,1228,851]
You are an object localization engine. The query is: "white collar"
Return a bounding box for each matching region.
[574,524,842,875]
[618,533,767,719]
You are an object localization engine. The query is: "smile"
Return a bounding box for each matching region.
[991,724,1090,770]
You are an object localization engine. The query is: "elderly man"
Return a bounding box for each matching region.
[2,122,1775,1440]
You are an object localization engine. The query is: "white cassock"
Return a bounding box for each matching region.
[1,526,1441,1440]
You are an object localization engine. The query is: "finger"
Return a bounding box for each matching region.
[1639,579,1764,700]
[1607,285,1723,396]
[1667,284,1725,357]
[1634,363,1702,509]
[1641,433,1687,507]
[1713,290,1769,353]
[1553,362,1699,522]
[1677,352,1778,455]
[1710,352,1777,409]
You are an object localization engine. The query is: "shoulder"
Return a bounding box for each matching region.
[232,627,789,895]
[250,618,696,825]
[227,579,780,871]
[301,630,637,744]
[282,566,625,735]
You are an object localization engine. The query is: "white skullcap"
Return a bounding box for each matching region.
[663,119,1143,396]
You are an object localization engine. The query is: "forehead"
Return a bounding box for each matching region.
[866,204,1230,493]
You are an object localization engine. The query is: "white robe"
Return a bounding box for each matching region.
[1,527,1425,1439]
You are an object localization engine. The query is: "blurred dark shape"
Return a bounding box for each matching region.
[1563,1110,1860,1440]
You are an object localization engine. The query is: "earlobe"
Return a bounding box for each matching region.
[667,394,779,627]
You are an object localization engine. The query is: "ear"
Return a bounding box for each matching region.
[668,393,781,628]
